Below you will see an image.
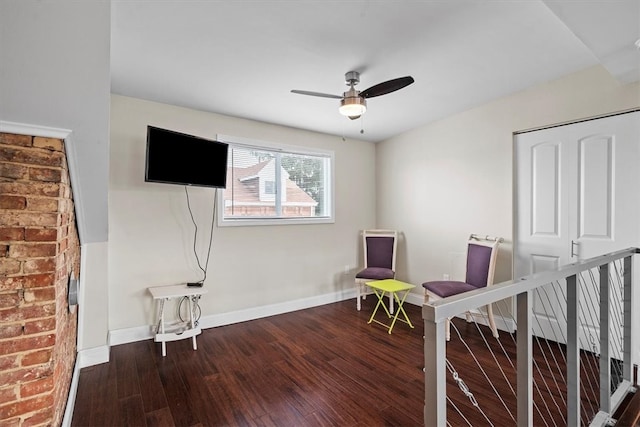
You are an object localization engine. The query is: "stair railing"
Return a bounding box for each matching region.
[423,247,638,426]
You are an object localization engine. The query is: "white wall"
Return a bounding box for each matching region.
[377,64,640,295]
[109,95,376,330]
[0,0,111,351]
[78,242,109,349]
[0,0,110,244]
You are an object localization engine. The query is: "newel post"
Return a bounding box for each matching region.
[516,290,532,426]
[423,304,447,427]
[566,274,580,426]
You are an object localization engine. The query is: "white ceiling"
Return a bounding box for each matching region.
[111,0,640,143]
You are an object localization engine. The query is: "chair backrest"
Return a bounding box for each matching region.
[362,230,398,271]
[465,234,502,289]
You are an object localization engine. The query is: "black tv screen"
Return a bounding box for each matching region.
[145,126,228,188]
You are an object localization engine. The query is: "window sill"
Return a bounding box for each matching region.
[218,216,334,227]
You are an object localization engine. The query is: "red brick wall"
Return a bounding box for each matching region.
[0,133,80,426]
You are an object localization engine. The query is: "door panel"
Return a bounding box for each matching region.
[515,111,639,352]
[579,135,613,240]
[532,142,561,236]
[516,111,639,273]
[515,134,568,279]
[530,254,559,273]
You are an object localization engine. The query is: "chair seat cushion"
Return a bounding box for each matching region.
[356,267,395,280]
[422,281,477,298]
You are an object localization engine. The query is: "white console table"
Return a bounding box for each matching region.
[148,284,207,357]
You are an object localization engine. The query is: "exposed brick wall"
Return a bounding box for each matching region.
[0,133,80,426]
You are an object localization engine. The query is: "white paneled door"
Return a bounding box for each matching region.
[514,111,640,348]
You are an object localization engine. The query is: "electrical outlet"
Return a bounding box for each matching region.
[344,265,350,274]
[443,273,450,280]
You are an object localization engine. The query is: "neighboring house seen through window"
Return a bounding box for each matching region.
[217,135,334,226]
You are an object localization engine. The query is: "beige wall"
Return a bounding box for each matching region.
[377,65,640,292]
[109,95,376,330]
[109,65,639,338]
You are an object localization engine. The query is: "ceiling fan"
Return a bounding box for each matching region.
[291,71,415,120]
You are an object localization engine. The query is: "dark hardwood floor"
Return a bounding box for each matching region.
[71,298,636,426]
[73,299,426,427]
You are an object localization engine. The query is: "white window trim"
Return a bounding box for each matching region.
[216,135,335,227]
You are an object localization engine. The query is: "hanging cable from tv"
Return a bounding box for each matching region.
[184,186,217,288]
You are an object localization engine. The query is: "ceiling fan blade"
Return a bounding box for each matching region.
[360,76,415,99]
[291,90,342,99]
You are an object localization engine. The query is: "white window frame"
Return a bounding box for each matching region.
[217,135,335,227]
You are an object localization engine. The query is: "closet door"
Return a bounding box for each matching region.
[514,111,640,345]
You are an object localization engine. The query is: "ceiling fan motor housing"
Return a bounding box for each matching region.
[345,71,360,86]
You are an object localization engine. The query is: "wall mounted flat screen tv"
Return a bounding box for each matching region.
[145,126,228,188]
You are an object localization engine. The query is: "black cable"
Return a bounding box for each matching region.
[202,190,217,281]
[177,296,202,326]
[184,186,206,281]
[184,187,217,283]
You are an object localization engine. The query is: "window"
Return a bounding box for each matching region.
[217,135,334,226]
[264,180,276,194]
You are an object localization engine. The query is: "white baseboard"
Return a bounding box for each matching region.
[449,308,516,337]
[77,345,110,368]
[405,291,424,307]
[108,288,357,349]
[108,325,155,346]
[65,346,109,425]
[198,288,355,329]
[98,288,429,368]
[61,359,80,427]
[406,293,517,336]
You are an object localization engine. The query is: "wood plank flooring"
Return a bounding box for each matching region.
[73,299,426,427]
[71,298,636,426]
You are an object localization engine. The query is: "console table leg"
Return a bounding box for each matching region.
[159,298,167,357]
[189,296,197,350]
[148,284,206,357]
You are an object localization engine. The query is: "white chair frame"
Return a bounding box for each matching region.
[355,229,398,313]
[424,234,502,340]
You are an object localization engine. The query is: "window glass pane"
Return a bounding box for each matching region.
[221,141,332,224]
[264,180,275,194]
[281,153,327,217]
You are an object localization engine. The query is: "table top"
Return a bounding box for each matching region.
[366,279,415,292]
[148,283,208,299]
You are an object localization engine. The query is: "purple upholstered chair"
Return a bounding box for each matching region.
[355,230,398,312]
[422,234,502,339]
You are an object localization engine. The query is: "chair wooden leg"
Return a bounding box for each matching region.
[356,282,361,311]
[487,304,499,338]
[426,291,450,340]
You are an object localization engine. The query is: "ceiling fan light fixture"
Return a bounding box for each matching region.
[339,96,366,117]
[292,71,414,120]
